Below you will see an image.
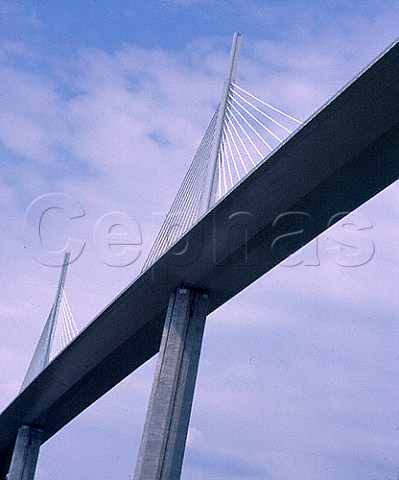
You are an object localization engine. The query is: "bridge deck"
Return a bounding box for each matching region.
[1,38,399,475]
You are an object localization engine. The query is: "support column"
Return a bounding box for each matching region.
[134,288,209,480]
[8,425,43,480]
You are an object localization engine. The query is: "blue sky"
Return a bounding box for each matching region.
[0,1,398,479]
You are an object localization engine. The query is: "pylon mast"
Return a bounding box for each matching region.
[42,251,71,367]
[20,251,73,392]
[199,32,243,215]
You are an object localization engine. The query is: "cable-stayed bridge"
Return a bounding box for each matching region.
[143,53,302,269]
[1,34,399,479]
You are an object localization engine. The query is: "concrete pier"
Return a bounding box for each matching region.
[134,288,209,480]
[8,425,43,480]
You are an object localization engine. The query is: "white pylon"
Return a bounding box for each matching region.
[20,252,78,391]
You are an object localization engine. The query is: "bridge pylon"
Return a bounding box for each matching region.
[7,252,77,480]
[20,251,78,392]
[198,31,243,214]
[133,33,243,480]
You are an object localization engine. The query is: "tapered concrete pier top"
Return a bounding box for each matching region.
[8,425,43,480]
[133,288,209,480]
